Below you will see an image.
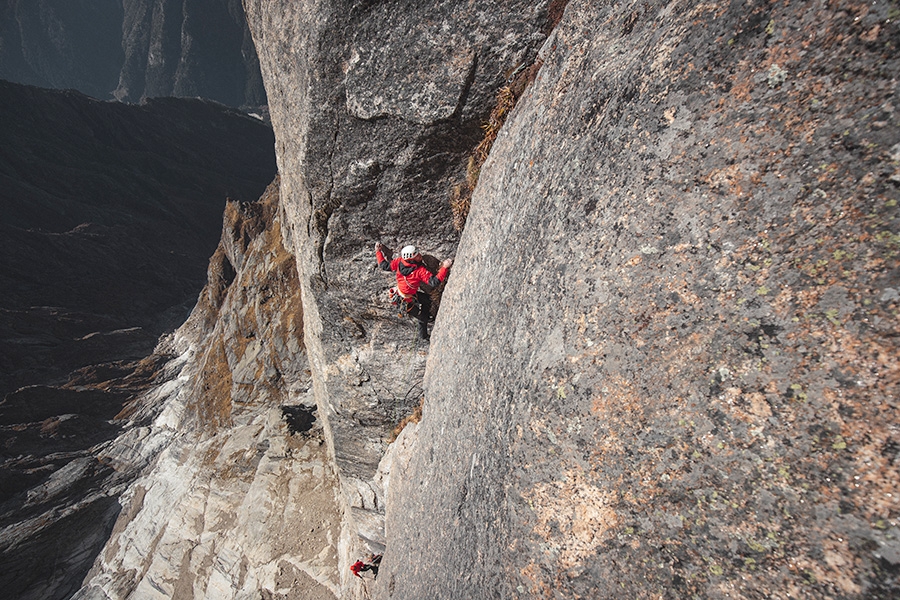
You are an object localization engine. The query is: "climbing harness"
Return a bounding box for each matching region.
[388,287,415,318]
[388,288,416,318]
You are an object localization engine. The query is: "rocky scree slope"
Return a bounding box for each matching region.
[73,183,342,600]
[0,0,265,108]
[380,0,900,598]
[243,0,561,594]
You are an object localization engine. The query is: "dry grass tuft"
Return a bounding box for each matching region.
[450,61,542,231]
[388,397,423,443]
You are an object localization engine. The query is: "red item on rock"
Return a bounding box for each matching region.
[350,561,365,577]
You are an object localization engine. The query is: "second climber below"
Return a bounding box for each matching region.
[375,242,452,341]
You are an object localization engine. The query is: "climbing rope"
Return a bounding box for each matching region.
[392,325,422,424]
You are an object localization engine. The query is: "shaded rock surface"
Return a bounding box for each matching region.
[0,0,265,107]
[0,79,276,397]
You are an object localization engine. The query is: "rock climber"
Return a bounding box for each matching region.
[375,242,452,340]
[350,553,382,579]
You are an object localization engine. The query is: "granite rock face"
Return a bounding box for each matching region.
[379,0,900,598]
[0,0,265,107]
[13,0,897,597]
[243,0,558,594]
[244,0,900,595]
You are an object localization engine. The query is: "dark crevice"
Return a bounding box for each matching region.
[282,405,317,435]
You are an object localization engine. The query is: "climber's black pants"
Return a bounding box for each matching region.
[409,291,432,339]
[410,291,432,324]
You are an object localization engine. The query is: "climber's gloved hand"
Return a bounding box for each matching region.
[375,242,383,252]
[441,258,453,269]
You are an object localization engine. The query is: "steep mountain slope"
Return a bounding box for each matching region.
[75,184,341,600]
[0,0,265,107]
[0,80,276,396]
[0,183,338,600]
[0,81,276,599]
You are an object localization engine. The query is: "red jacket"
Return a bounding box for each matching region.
[377,248,448,298]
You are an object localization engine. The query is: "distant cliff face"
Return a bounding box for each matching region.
[0,0,123,99]
[0,0,265,107]
[116,0,265,107]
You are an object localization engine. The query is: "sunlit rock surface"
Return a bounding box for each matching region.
[244,0,899,597]
[381,0,900,598]
[6,0,899,597]
[74,184,341,599]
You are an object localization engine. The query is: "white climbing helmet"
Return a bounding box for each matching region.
[400,245,418,260]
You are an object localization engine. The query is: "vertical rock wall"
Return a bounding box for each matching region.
[117,0,265,107]
[380,0,900,598]
[243,1,557,593]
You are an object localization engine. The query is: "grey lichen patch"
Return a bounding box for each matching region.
[766,63,787,88]
[345,25,475,125]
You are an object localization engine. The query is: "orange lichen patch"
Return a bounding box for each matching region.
[625,254,643,267]
[747,391,772,418]
[590,376,646,423]
[518,563,553,599]
[524,466,620,570]
[729,75,754,103]
[763,44,802,71]
[714,387,772,424]
[662,273,703,306]
[193,337,234,430]
[705,164,747,197]
[790,538,863,595]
